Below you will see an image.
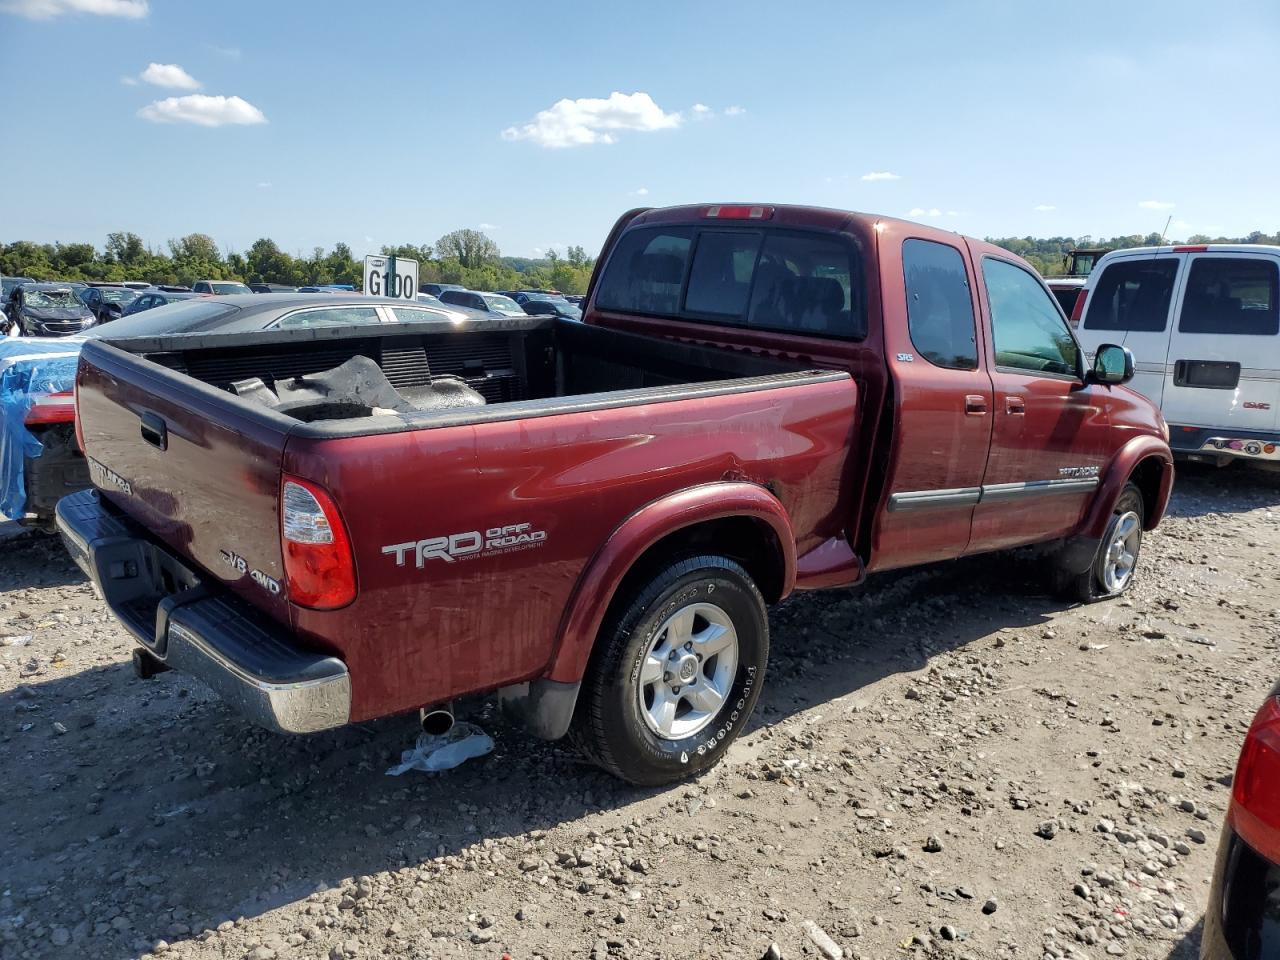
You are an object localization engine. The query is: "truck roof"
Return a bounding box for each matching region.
[627,202,987,244]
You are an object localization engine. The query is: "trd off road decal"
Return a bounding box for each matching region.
[382,523,547,568]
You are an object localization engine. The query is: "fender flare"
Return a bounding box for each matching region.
[1082,435,1174,539]
[545,481,796,685]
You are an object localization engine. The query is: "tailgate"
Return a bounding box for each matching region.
[75,340,292,625]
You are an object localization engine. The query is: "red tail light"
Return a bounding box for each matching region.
[1070,289,1087,327]
[280,476,357,610]
[1230,696,1280,864]
[704,205,774,220]
[24,390,76,426]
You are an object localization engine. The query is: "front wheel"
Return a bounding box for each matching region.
[1051,482,1145,602]
[570,555,768,786]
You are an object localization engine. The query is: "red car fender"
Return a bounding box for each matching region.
[545,482,797,684]
[1083,435,1174,539]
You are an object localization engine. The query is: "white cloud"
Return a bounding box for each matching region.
[120,75,138,86]
[1,0,146,18]
[724,105,746,116]
[945,210,959,217]
[502,92,681,148]
[633,187,649,196]
[478,223,499,231]
[138,94,267,127]
[140,62,201,90]
[692,103,711,115]
[1172,219,1193,231]
[1139,199,1175,210]
[256,181,272,188]
[908,207,943,218]
[860,171,900,181]
[1033,204,1056,212]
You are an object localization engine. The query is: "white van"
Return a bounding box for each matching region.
[1075,244,1280,464]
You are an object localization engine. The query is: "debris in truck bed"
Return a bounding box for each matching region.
[228,354,486,421]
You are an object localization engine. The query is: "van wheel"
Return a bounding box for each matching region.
[570,556,768,786]
[1052,483,1145,603]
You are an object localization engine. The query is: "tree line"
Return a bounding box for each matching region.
[3,227,1278,294]
[0,229,596,295]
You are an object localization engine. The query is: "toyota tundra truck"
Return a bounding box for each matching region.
[57,204,1174,785]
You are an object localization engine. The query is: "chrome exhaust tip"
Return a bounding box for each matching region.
[419,703,455,736]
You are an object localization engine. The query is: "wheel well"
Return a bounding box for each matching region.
[609,516,787,618]
[1130,455,1166,528]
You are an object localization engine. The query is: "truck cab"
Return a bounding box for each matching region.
[585,205,1172,575]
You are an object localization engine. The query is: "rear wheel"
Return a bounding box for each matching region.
[1052,482,1144,602]
[570,555,768,786]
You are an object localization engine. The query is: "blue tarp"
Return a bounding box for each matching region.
[0,337,85,519]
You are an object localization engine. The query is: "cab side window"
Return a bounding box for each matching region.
[903,239,977,369]
[1179,257,1279,336]
[1083,259,1178,332]
[983,258,1080,377]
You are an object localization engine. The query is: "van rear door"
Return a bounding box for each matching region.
[1160,251,1280,440]
[1077,253,1181,408]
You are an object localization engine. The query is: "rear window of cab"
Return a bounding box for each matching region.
[595,225,866,340]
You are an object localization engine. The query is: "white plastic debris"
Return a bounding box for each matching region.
[386,722,494,776]
[3,635,33,646]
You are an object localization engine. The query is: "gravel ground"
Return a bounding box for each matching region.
[2,465,1277,960]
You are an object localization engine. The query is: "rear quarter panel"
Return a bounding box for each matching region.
[283,375,856,721]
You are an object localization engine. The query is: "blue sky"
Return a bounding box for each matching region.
[1,0,1277,260]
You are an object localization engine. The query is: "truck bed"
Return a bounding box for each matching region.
[74,316,858,719]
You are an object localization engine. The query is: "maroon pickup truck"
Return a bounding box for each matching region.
[58,204,1174,785]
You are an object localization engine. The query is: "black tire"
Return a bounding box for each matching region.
[570,555,768,786]
[1051,482,1145,603]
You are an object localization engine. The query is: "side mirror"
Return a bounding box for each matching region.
[1091,343,1134,386]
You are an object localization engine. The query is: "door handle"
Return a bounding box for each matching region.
[140,412,168,450]
[1005,396,1026,415]
[964,395,987,415]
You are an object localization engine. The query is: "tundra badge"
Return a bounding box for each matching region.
[87,458,133,495]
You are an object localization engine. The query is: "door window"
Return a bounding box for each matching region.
[902,239,977,369]
[272,306,382,328]
[1083,258,1178,332]
[983,258,1080,376]
[1179,257,1279,336]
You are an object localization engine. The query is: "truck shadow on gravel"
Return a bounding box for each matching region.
[1164,916,1203,960]
[0,531,86,591]
[0,548,1071,957]
[1170,461,1280,517]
